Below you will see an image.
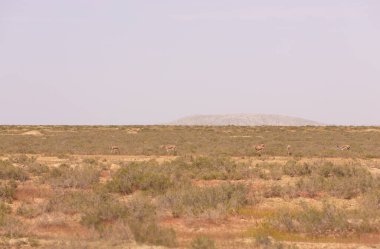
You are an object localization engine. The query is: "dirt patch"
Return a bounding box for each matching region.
[21,130,44,136]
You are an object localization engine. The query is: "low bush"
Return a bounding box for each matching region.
[0,180,17,202]
[269,202,378,237]
[190,236,216,249]
[107,161,183,195]
[160,183,248,218]
[0,160,28,181]
[44,164,100,188]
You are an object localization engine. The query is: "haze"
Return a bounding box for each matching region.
[1,0,379,125]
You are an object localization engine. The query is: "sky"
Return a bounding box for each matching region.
[0,0,379,125]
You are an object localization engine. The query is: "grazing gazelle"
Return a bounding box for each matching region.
[110,146,120,154]
[255,143,265,156]
[160,144,177,153]
[337,145,351,151]
[287,145,292,156]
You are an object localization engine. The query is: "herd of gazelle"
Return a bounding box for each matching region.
[109,144,177,154]
[110,144,350,155]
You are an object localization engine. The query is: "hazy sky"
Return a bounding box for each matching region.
[1,0,379,125]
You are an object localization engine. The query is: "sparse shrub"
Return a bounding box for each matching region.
[0,180,17,202]
[0,201,11,225]
[294,163,376,199]
[360,190,380,213]
[16,203,43,218]
[126,196,177,247]
[255,235,299,249]
[44,164,100,188]
[25,162,50,175]
[190,236,216,249]
[0,160,28,181]
[254,163,284,180]
[269,202,378,237]
[161,183,248,218]
[283,160,311,177]
[107,161,178,195]
[9,154,36,164]
[186,157,250,180]
[82,158,98,165]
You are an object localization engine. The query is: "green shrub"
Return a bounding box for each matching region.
[107,161,178,195]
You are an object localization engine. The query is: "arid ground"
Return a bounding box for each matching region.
[0,126,379,248]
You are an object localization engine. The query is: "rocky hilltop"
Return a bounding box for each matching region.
[169,114,321,126]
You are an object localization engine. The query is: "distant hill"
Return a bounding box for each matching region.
[169,114,322,126]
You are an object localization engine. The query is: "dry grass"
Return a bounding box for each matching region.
[0,126,379,248]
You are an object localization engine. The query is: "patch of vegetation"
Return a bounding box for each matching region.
[268,202,378,237]
[0,160,28,181]
[160,183,248,218]
[190,236,216,249]
[107,160,190,195]
[44,164,100,188]
[0,180,17,202]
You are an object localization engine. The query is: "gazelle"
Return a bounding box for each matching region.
[255,143,265,156]
[337,145,350,151]
[287,145,292,156]
[160,145,177,153]
[110,145,120,154]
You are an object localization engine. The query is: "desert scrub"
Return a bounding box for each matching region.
[360,190,380,214]
[44,163,100,188]
[47,191,177,247]
[16,203,43,218]
[268,202,378,237]
[255,235,299,249]
[190,236,216,249]
[0,201,11,225]
[160,183,248,218]
[253,162,284,180]
[107,161,183,195]
[184,157,251,180]
[282,160,311,177]
[0,160,28,181]
[294,163,376,199]
[0,180,17,202]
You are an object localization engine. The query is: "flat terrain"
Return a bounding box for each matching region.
[0,126,379,248]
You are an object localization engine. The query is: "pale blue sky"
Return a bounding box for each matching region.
[1,0,379,125]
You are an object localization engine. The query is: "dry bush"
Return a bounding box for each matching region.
[294,163,376,199]
[268,202,378,237]
[253,163,284,180]
[46,190,177,247]
[0,180,17,202]
[16,203,43,219]
[160,183,248,218]
[190,236,216,249]
[107,160,188,195]
[0,160,28,181]
[44,164,100,189]
[254,235,299,249]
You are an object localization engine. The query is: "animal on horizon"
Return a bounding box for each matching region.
[255,143,265,156]
[287,145,292,156]
[160,144,177,153]
[337,145,351,151]
[110,146,120,154]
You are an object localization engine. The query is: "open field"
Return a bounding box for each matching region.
[0,126,379,248]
